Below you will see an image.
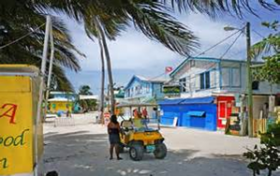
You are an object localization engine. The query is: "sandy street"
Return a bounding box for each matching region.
[42,115,277,176]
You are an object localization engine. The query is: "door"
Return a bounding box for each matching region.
[218,101,227,128]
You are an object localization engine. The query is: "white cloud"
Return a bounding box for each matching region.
[63,12,253,74]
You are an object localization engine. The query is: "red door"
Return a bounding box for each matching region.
[218,101,227,128]
[217,96,234,129]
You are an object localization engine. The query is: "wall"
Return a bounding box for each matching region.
[171,59,220,98]
[49,101,73,113]
[152,83,164,99]
[176,60,280,98]
[220,62,280,95]
[124,79,152,99]
[160,104,217,131]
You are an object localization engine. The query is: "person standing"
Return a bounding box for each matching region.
[107,115,122,160]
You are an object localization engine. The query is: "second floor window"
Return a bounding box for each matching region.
[179,78,187,92]
[221,67,241,87]
[200,72,210,89]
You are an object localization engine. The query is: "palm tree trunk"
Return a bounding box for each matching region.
[95,17,115,114]
[97,35,105,124]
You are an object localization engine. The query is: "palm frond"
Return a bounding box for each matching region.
[161,0,279,17]
[251,32,280,57]
[126,1,198,56]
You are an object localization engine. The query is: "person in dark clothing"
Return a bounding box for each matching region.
[107,115,122,160]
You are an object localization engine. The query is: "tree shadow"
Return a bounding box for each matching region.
[43,131,276,176]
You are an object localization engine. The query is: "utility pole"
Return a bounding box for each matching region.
[246,22,254,137]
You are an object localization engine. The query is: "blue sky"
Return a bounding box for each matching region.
[58,4,279,94]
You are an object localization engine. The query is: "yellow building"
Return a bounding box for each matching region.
[48,98,73,114]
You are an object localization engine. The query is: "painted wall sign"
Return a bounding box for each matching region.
[0,77,34,175]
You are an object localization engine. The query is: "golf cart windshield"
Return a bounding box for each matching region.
[121,118,155,132]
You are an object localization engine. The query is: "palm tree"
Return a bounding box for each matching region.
[0,3,84,91]
[1,0,278,109]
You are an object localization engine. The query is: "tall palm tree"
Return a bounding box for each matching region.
[0,3,84,91]
[1,0,278,109]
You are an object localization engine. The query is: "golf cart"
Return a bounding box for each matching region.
[119,118,167,161]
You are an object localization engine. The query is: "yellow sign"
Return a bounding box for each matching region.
[0,76,34,175]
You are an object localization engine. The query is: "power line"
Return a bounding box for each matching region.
[0,23,45,50]
[220,31,243,59]
[171,30,245,84]
[192,28,244,58]
[252,29,265,39]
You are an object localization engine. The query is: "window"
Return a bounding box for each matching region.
[200,71,210,89]
[205,72,210,89]
[221,67,241,87]
[179,78,186,92]
[232,68,241,87]
[252,81,259,90]
[146,84,150,93]
[190,60,195,67]
[221,68,230,87]
[210,70,217,88]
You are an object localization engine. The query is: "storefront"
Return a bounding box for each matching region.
[158,97,217,131]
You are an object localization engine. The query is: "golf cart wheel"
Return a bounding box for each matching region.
[129,144,144,161]
[154,143,167,159]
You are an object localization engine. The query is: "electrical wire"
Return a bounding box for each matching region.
[0,23,45,50]
[146,28,244,83]
[171,29,244,84]
[220,31,243,59]
[252,29,265,38]
[193,28,244,57]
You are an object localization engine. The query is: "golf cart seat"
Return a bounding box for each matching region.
[121,120,133,131]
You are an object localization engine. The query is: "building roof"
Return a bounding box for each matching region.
[79,95,99,100]
[158,97,215,105]
[48,98,71,102]
[124,75,169,90]
[50,91,75,95]
[170,56,263,77]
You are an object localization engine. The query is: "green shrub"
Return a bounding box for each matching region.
[244,123,280,176]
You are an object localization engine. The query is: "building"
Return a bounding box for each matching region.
[160,57,280,130]
[124,75,166,102]
[48,91,76,114]
[120,75,167,118]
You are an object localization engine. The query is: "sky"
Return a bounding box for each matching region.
[57,3,280,94]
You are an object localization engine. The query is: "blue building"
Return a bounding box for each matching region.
[120,75,167,119]
[124,75,166,102]
[159,97,217,131]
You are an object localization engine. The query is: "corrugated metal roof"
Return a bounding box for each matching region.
[158,99,185,105]
[180,97,214,104]
[158,97,214,105]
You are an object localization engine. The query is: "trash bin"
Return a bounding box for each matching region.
[0,65,43,176]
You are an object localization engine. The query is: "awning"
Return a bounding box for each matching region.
[158,99,185,105]
[158,97,214,105]
[180,97,214,104]
[187,111,205,117]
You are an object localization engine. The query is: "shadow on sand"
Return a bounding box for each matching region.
[42,130,268,176]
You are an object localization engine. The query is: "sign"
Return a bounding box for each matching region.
[172,117,178,127]
[103,112,111,126]
[0,77,34,175]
